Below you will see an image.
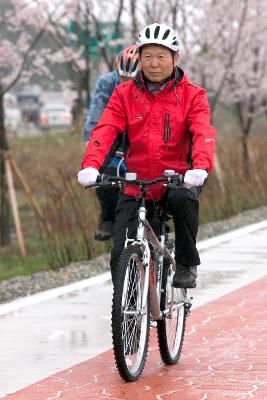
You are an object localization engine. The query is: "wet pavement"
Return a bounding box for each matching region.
[0,223,267,398]
[0,283,113,397]
[4,276,267,400]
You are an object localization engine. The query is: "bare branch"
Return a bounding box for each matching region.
[115,0,125,37]
[130,0,138,40]
[212,0,249,110]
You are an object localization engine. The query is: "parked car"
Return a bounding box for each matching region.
[39,103,73,130]
[3,93,22,132]
[17,84,43,123]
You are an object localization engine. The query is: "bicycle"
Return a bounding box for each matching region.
[86,170,192,381]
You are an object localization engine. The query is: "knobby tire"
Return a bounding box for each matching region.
[157,243,186,365]
[112,244,150,381]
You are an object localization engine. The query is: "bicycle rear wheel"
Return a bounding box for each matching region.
[157,245,186,364]
[112,244,150,381]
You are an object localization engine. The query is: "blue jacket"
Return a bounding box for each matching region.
[84,71,119,141]
[84,71,126,172]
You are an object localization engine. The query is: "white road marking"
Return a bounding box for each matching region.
[0,272,111,316]
[197,220,267,251]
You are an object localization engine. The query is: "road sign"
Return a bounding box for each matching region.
[68,20,124,58]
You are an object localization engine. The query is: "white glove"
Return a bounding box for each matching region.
[77,167,99,186]
[184,169,208,188]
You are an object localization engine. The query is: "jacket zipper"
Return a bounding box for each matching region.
[164,113,171,148]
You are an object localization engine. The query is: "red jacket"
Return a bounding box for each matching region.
[82,68,216,200]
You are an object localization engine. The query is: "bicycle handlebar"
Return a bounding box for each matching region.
[85,172,184,189]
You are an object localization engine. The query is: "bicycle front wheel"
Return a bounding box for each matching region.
[157,252,186,364]
[112,244,150,381]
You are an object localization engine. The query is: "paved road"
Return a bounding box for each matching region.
[6,277,266,400]
[0,222,267,398]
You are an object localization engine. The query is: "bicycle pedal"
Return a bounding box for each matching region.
[184,301,192,316]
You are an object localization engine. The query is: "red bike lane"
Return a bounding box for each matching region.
[4,276,267,400]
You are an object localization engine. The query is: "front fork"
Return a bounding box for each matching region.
[125,206,189,320]
[125,243,171,319]
[124,206,151,314]
[136,205,163,318]
[140,237,165,321]
[136,241,163,320]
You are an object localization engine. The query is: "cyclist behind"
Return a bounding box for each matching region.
[83,45,139,241]
[78,23,216,289]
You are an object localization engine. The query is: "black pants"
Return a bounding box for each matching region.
[110,186,201,281]
[96,167,119,222]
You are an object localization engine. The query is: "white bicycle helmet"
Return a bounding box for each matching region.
[136,23,180,52]
[115,45,139,78]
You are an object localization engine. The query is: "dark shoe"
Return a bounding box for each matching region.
[94,221,113,241]
[172,265,197,288]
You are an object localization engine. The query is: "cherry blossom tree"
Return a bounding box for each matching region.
[1,0,266,246]
[0,0,130,246]
[177,0,267,172]
[0,0,132,245]
[223,0,267,164]
[179,0,250,109]
[0,0,60,246]
[42,0,127,120]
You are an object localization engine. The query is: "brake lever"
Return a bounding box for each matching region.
[85,183,100,189]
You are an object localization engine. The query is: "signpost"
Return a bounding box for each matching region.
[68,20,124,58]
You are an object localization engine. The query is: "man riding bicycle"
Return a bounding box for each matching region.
[83,45,139,240]
[78,23,216,289]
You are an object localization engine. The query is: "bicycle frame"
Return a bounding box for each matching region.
[125,200,184,321]
[87,171,191,381]
[87,171,189,321]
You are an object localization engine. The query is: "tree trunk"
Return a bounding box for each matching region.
[241,134,251,178]
[0,92,11,246]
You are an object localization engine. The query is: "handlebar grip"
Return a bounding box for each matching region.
[84,174,103,188]
[85,174,114,189]
[96,174,102,183]
[169,173,184,185]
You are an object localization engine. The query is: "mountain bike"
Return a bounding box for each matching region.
[87,170,192,381]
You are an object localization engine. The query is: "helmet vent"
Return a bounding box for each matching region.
[154,25,160,38]
[145,28,150,38]
[126,59,131,72]
[162,29,170,40]
[133,59,139,72]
